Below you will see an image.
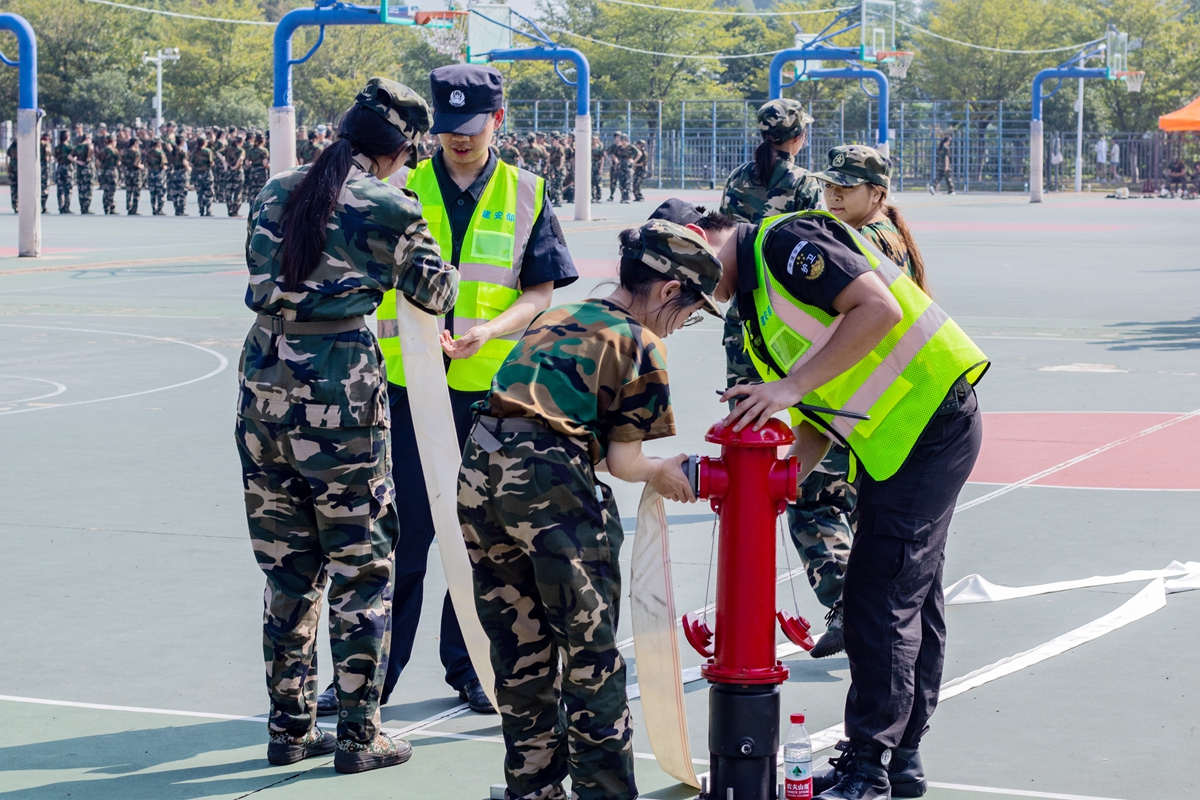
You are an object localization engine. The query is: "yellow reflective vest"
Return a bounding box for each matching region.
[377,157,544,390]
[745,211,989,481]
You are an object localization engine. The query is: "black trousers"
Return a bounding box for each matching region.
[842,387,982,749]
[381,384,489,702]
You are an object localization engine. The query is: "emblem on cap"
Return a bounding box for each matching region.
[449,90,466,107]
[832,152,846,167]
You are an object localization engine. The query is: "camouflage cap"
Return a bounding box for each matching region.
[757,99,813,143]
[623,219,723,317]
[812,144,891,189]
[354,77,431,141]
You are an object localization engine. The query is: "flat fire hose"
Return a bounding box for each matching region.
[395,293,499,710]
[630,485,700,788]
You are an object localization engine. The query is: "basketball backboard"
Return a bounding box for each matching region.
[1105,28,1128,79]
[860,0,896,60]
[467,5,513,64]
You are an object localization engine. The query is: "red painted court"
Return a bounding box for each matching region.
[970,412,1200,490]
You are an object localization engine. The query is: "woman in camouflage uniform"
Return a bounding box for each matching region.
[458,219,720,800]
[237,77,456,775]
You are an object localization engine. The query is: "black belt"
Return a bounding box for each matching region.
[256,314,368,336]
[471,415,589,455]
[935,375,973,416]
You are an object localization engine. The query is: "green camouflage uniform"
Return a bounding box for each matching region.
[144,145,169,215]
[119,143,142,214]
[189,145,215,216]
[73,139,94,214]
[97,143,121,215]
[459,221,721,800]
[6,141,16,212]
[498,141,521,166]
[224,142,247,216]
[590,142,604,201]
[245,142,270,205]
[168,143,191,215]
[39,138,52,212]
[239,149,457,745]
[545,139,565,206]
[520,141,546,176]
[54,141,74,213]
[630,141,648,202]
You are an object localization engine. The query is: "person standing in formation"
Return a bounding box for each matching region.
[631,139,648,202]
[245,133,270,203]
[54,130,74,214]
[120,137,142,215]
[546,131,565,207]
[458,219,717,800]
[562,133,576,203]
[97,135,121,215]
[224,134,247,217]
[168,134,191,216]
[211,129,228,206]
[591,134,605,203]
[145,138,169,215]
[6,138,16,213]
[38,132,52,214]
[190,135,215,216]
[239,77,455,775]
[520,133,546,177]
[73,131,95,214]
[323,63,577,721]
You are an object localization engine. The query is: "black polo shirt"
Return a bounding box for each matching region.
[430,146,578,290]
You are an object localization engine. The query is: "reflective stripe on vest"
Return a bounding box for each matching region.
[747,210,989,481]
[377,158,543,390]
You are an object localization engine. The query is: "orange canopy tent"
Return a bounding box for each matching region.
[1159,96,1200,131]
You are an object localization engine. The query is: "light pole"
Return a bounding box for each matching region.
[143,48,180,134]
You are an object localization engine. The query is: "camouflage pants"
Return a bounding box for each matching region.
[213,165,227,205]
[459,430,636,800]
[8,170,14,212]
[724,304,852,608]
[787,445,856,609]
[246,166,268,207]
[99,169,120,215]
[631,166,646,201]
[546,167,563,206]
[55,164,72,213]
[236,416,397,743]
[124,172,141,214]
[75,166,93,213]
[613,162,632,202]
[193,170,214,215]
[147,169,167,214]
[169,168,190,215]
[935,168,954,193]
[226,168,245,216]
[591,165,603,201]
[40,164,51,210]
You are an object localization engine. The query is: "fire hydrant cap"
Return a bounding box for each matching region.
[705,418,795,447]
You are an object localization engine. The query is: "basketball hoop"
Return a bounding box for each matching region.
[874,50,914,79]
[416,9,469,58]
[1117,71,1145,93]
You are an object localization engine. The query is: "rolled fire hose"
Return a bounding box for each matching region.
[395,293,499,710]
[630,485,700,788]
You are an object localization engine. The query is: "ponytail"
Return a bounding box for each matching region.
[885,204,928,293]
[278,103,411,292]
[753,135,780,186]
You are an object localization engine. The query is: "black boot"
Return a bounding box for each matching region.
[459,678,496,714]
[813,739,855,795]
[316,682,338,717]
[888,747,926,797]
[815,740,891,800]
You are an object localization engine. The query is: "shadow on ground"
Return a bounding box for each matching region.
[1106,316,1200,351]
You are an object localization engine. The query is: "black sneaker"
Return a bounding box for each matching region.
[815,740,891,800]
[266,727,336,766]
[316,682,338,717]
[811,604,845,659]
[813,739,855,795]
[888,747,926,797]
[334,734,412,774]
[459,678,496,714]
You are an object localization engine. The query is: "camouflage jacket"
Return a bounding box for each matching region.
[96,145,119,171]
[54,143,74,165]
[224,144,245,170]
[190,146,213,171]
[497,144,520,165]
[483,297,675,462]
[144,148,168,170]
[245,145,270,168]
[719,151,821,223]
[169,147,191,170]
[860,217,913,279]
[520,144,546,169]
[239,154,458,429]
[119,146,141,171]
[73,142,93,166]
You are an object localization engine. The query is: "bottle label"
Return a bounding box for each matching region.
[784,761,812,800]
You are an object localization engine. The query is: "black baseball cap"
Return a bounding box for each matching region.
[429,64,504,136]
[648,198,703,226]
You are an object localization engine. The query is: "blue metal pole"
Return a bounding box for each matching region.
[0,13,39,256]
[768,46,862,99]
[0,13,37,109]
[806,67,889,152]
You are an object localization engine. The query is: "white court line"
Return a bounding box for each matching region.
[0,324,229,415]
[967,482,1200,492]
[0,374,68,404]
[954,407,1200,513]
[925,782,1127,800]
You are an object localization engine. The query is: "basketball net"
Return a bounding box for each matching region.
[417,10,469,58]
[875,51,914,79]
[1118,71,1145,93]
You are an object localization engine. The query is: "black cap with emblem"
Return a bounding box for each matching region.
[429,64,504,136]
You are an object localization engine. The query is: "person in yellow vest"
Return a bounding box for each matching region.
[654,201,987,800]
[315,64,578,720]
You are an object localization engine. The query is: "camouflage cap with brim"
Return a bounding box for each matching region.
[757,99,813,143]
[355,77,431,142]
[812,144,891,189]
[623,219,723,317]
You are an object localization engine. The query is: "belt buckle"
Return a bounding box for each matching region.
[269,317,284,336]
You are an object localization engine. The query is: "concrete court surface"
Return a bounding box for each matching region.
[0,184,1197,800]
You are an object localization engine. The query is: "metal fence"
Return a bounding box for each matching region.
[501,98,1188,193]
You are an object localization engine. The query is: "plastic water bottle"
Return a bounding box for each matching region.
[783,713,813,799]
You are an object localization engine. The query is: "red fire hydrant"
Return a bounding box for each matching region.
[682,417,810,800]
